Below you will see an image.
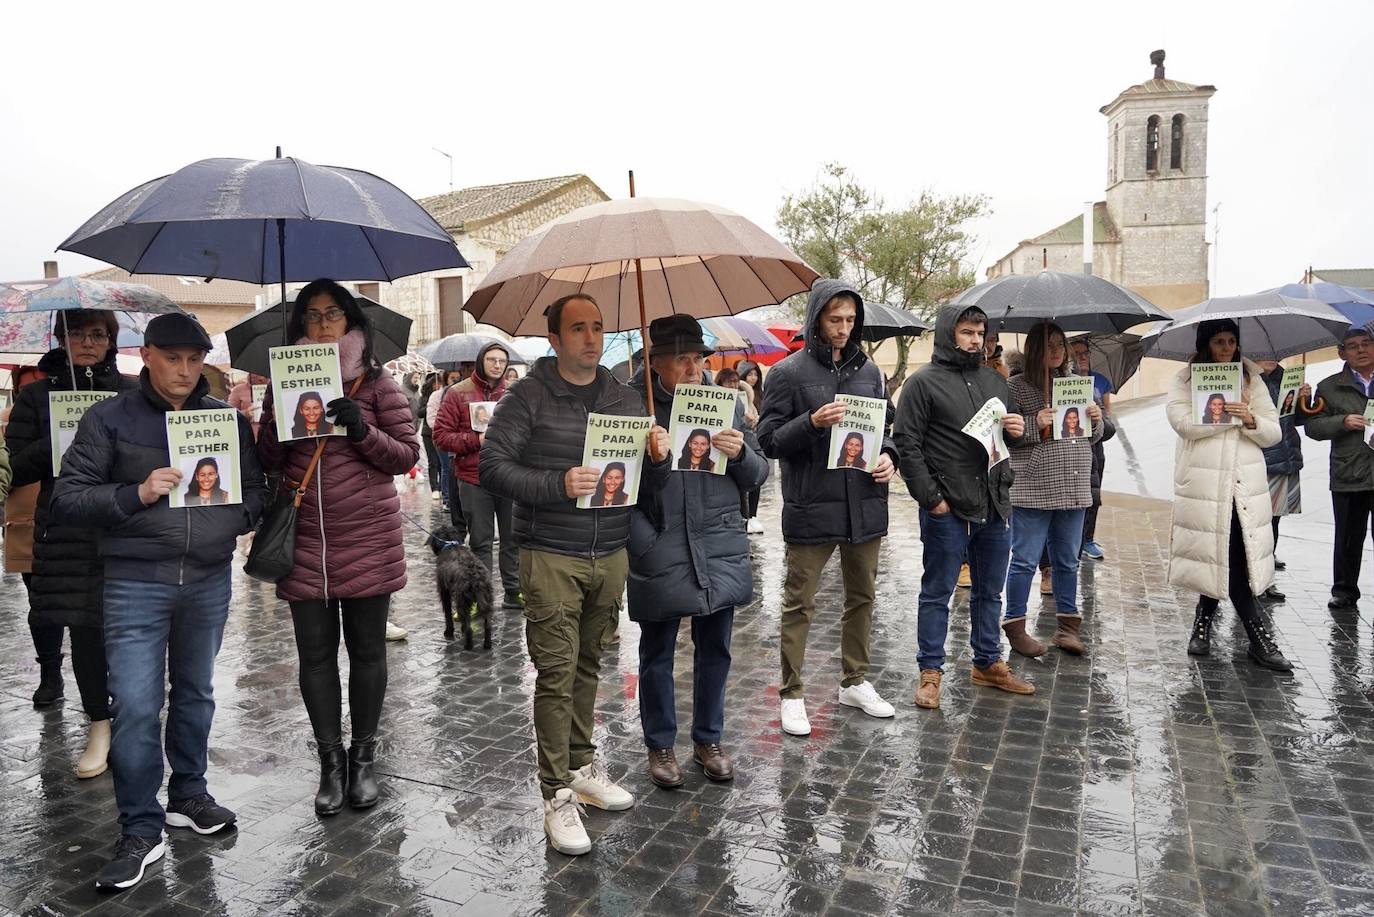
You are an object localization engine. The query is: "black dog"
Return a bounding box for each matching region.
[426,526,493,650]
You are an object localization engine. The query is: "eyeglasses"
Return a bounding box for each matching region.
[304,308,347,324]
[65,331,111,344]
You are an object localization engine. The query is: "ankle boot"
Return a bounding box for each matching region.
[32,654,65,707]
[316,744,348,816]
[1240,612,1293,672]
[1187,600,1216,656]
[1002,618,1046,657]
[346,743,378,809]
[1053,615,1086,655]
[76,719,111,779]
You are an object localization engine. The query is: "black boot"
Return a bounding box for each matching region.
[346,743,378,809]
[1240,612,1293,672]
[32,655,65,707]
[1187,600,1216,657]
[315,745,347,816]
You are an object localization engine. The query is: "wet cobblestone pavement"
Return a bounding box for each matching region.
[5,474,1374,916]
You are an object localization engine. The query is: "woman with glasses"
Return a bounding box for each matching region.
[257,279,420,815]
[4,309,137,779]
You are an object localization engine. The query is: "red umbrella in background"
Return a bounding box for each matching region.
[753,322,804,366]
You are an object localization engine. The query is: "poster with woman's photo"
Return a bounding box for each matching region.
[269,344,344,442]
[1191,362,1242,425]
[578,413,652,509]
[1277,367,1304,418]
[1051,377,1095,440]
[166,409,242,508]
[468,401,498,433]
[828,395,886,472]
[667,383,736,474]
[960,396,1009,469]
[49,390,115,475]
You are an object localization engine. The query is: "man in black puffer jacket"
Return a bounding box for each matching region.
[50,313,266,893]
[894,304,1031,711]
[757,279,899,738]
[480,293,667,858]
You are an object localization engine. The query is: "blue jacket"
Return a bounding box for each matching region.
[1262,367,1304,476]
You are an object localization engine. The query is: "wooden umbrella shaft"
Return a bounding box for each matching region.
[634,256,653,417]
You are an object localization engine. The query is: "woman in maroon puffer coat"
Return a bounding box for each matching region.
[257,279,420,817]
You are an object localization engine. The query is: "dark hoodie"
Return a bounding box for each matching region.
[894,304,1022,524]
[756,279,896,545]
[433,340,509,486]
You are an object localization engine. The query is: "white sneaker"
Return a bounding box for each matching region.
[430,490,441,501]
[543,789,591,855]
[780,697,811,736]
[838,680,896,718]
[385,621,408,642]
[746,516,764,535]
[569,759,634,811]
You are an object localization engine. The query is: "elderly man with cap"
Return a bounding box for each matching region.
[51,312,267,892]
[629,315,768,789]
[1301,321,1374,612]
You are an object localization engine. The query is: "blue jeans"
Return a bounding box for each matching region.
[917,508,1008,671]
[637,608,734,749]
[1006,507,1087,621]
[104,569,232,839]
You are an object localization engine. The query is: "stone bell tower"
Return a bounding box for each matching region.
[1101,50,1216,310]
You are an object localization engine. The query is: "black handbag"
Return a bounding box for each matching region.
[243,437,327,583]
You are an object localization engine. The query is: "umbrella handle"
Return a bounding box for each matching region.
[1298,395,1325,415]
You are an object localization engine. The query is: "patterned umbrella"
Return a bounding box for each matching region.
[0,277,182,354]
[699,316,788,354]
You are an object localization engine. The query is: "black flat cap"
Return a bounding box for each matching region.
[143,313,212,352]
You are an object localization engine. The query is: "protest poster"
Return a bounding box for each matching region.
[269,344,343,441]
[1364,401,1374,450]
[578,413,652,509]
[828,395,886,472]
[1192,362,1242,425]
[468,401,498,433]
[666,383,736,474]
[1277,367,1305,418]
[1052,377,1095,440]
[960,396,1009,469]
[166,409,242,508]
[48,391,114,474]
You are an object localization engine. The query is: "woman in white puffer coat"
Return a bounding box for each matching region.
[1166,318,1291,671]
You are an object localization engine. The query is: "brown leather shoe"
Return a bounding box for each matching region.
[647,747,683,788]
[1053,615,1086,655]
[1003,618,1046,657]
[692,743,734,782]
[971,659,1035,695]
[914,669,942,709]
[1040,569,1054,595]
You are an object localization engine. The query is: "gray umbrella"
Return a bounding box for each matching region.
[418,333,527,369]
[953,271,1171,333]
[225,293,411,377]
[1142,292,1351,361]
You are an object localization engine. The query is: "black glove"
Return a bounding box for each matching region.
[327,397,367,442]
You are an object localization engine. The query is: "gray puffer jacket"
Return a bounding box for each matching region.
[627,372,768,622]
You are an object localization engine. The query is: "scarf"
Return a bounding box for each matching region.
[297,328,366,381]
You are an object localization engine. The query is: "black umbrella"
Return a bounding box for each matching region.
[225,294,411,377]
[1068,333,1146,393]
[417,333,528,370]
[790,300,931,343]
[953,271,1171,334]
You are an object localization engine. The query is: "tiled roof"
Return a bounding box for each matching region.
[1311,268,1374,291]
[418,175,606,232]
[81,267,265,306]
[1027,201,1119,246]
[1101,76,1216,114]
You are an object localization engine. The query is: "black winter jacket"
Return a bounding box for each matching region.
[1301,365,1369,492]
[627,372,768,622]
[479,356,649,559]
[756,279,896,545]
[894,305,1027,523]
[4,349,139,627]
[1261,367,1304,477]
[49,372,268,585]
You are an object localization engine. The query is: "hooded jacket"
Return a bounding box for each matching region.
[5,348,139,625]
[627,370,768,622]
[756,279,896,545]
[1260,366,1304,477]
[433,341,509,487]
[50,371,268,586]
[894,305,1023,523]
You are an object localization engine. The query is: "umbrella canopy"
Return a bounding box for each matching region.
[465,197,818,336]
[1,277,183,354]
[418,333,527,369]
[1264,281,1374,327]
[699,316,788,355]
[384,350,438,376]
[59,157,468,285]
[953,271,1171,334]
[1067,333,1146,392]
[787,301,931,344]
[225,293,411,377]
[1142,292,1352,361]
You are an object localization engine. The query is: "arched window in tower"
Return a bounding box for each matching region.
[1170,114,1185,170]
[1145,115,1161,172]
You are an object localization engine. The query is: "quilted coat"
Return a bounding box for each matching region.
[1165,359,1281,599]
[257,370,420,602]
[432,341,507,487]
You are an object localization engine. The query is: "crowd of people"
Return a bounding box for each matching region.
[0,275,1369,889]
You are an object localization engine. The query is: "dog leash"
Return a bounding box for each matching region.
[399,510,464,550]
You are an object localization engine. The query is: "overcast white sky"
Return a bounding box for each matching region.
[2,0,1369,298]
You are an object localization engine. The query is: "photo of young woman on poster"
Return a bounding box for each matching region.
[676,428,712,471]
[1059,406,1085,438]
[588,461,631,506]
[834,431,868,469]
[182,456,230,506]
[290,391,335,438]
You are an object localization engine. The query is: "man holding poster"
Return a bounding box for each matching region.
[50,313,267,892]
[480,293,667,857]
[758,280,899,738]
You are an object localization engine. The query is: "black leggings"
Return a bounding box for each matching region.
[289,595,390,748]
[24,576,110,720]
[1198,509,1261,622]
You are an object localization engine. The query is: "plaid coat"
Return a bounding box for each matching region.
[1006,373,1102,511]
